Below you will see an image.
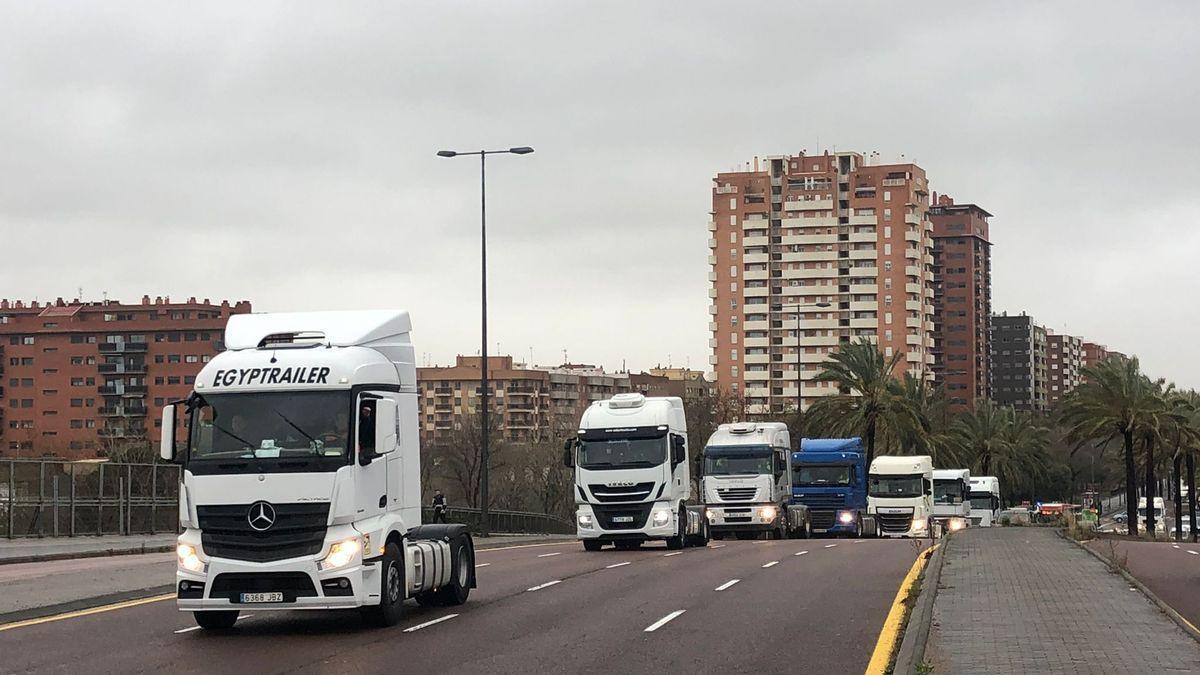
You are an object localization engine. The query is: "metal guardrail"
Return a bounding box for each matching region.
[1,459,572,538]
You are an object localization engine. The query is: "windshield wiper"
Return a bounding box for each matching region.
[273,410,319,451]
[214,425,254,449]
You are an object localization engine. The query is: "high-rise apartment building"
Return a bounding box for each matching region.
[709,151,936,414]
[990,313,1048,412]
[0,296,251,458]
[929,195,993,409]
[1046,332,1084,407]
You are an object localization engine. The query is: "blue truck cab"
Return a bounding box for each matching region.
[790,438,874,537]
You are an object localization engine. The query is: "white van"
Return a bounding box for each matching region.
[1137,496,1166,535]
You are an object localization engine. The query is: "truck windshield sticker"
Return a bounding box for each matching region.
[212,367,331,387]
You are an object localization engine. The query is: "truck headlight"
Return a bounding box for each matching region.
[911,519,928,533]
[706,509,717,522]
[838,511,855,525]
[177,543,206,573]
[758,505,777,522]
[652,508,672,527]
[948,518,966,532]
[577,513,594,529]
[319,537,362,571]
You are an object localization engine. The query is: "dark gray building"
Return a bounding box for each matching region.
[989,312,1048,412]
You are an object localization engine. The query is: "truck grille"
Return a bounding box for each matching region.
[209,572,318,602]
[794,493,847,509]
[716,487,758,502]
[878,513,914,534]
[809,510,836,530]
[197,502,330,562]
[588,482,655,503]
[591,503,654,530]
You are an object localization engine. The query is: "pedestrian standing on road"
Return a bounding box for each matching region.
[432,489,447,523]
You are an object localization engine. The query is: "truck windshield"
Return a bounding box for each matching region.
[578,436,665,470]
[794,465,852,486]
[704,446,772,476]
[934,479,965,504]
[188,391,352,467]
[1136,508,1164,517]
[969,492,997,510]
[868,473,924,498]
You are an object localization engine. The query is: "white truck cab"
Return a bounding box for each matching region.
[967,476,1001,527]
[1137,496,1166,535]
[701,422,797,540]
[932,468,971,533]
[868,455,934,538]
[564,393,707,551]
[161,310,476,630]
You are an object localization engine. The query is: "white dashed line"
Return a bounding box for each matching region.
[403,614,459,632]
[606,561,631,569]
[644,610,686,632]
[762,561,779,568]
[715,579,741,591]
[711,544,726,549]
[174,626,201,634]
[752,541,771,545]
[664,551,683,557]
[1173,545,1181,549]
[537,552,562,558]
[526,580,562,592]
[824,544,838,548]
[475,562,491,568]
[794,550,809,556]
[854,540,865,543]
[1188,550,1198,556]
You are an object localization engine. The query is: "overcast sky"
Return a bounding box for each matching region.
[1,2,1197,387]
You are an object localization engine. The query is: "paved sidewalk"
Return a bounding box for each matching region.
[0,533,177,564]
[926,527,1200,674]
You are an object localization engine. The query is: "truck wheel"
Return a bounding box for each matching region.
[666,510,685,550]
[363,541,405,626]
[193,610,238,630]
[582,540,604,552]
[432,534,473,606]
[802,517,812,539]
[855,517,864,538]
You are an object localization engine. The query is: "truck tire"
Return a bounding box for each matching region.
[582,540,604,552]
[363,541,405,626]
[801,517,812,539]
[665,510,685,550]
[854,517,864,539]
[193,610,238,630]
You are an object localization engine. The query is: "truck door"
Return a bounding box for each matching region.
[355,394,392,520]
[774,448,788,502]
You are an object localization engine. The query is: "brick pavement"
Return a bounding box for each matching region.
[926,527,1200,674]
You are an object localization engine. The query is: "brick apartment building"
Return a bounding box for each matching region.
[990,313,1048,412]
[0,296,251,459]
[1046,332,1084,407]
[416,356,709,445]
[708,151,936,415]
[929,195,993,409]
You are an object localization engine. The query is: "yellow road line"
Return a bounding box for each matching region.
[0,594,174,633]
[864,543,938,675]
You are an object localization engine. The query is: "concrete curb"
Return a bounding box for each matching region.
[892,539,947,675]
[1061,531,1200,646]
[0,585,176,626]
[0,544,175,566]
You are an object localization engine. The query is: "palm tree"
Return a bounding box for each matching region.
[947,401,1048,498]
[949,400,1011,475]
[889,373,956,462]
[1059,356,1160,538]
[807,338,905,467]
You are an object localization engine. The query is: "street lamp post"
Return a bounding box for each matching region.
[437,146,534,536]
[780,301,831,429]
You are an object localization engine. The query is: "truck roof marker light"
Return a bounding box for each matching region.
[339,377,349,384]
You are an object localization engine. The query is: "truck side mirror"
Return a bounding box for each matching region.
[160,404,176,462]
[671,435,685,465]
[374,399,397,457]
[358,398,395,465]
[562,439,575,468]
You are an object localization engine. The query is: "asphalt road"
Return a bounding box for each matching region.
[0,537,925,674]
[1087,536,1200,627]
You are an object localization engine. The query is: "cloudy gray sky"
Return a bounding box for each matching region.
[2,2,1197,387]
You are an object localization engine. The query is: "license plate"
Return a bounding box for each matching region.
[240,592,283,603]
[612,516,634,523]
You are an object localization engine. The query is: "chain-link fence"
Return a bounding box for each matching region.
[1,460,573,539]
[0,460,180,538]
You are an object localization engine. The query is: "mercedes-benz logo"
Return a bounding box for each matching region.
[247,501,276,532]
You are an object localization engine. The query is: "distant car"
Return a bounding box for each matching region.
[1113,512,1128,523]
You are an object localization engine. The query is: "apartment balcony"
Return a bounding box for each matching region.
[97,385,122,395]
[744,269,769,281]
[849,318,877,329]
[98,342,148,353]
[849,301,879,312]
[849,284,879,294]
[743,235,770,247]
[98,363,146,375]
[904,230,920,243]
[800,318,838,329]
[799,336,836,347]
[707,221,717,232]
[123,386,148,396]
[744,354,771,365]
[744,253,769,264]
[98,428,144,439]
[744,370,770,382]
[848,215,877,226]
[783,198,834,211]
[904,213,921,226]
[848,232,877,243]
[848,249,876,260]
[792,233,839,246]
[905,301,923,311]
[904,283,923,295]
[905,265,922,276]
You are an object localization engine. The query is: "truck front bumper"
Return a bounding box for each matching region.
[575,502,678,541]
[705,504,781,533]
[175,528,381,612]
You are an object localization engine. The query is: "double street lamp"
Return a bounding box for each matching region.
[437,146,534,536]
[781,301,832,425]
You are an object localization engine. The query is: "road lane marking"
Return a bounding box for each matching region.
[663,552,683,557]
[403,614,459,633]
[644,610,685,632]
[794,550,809,556]
[537,552,562,558]
[854,540,865,543]
[174,625,201,634]
[865,545,938,674]
[605,561,631,569]
[752,541,771,545]
[824,544,837,548]
[526,580,562,592]
[475,563,491,568]
[715,579,740,591]
[1189,550,1198,556]
[711,544,726,549]
[0,593,174,633]
[1173,545,1180,549]
[762,561,779,568]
